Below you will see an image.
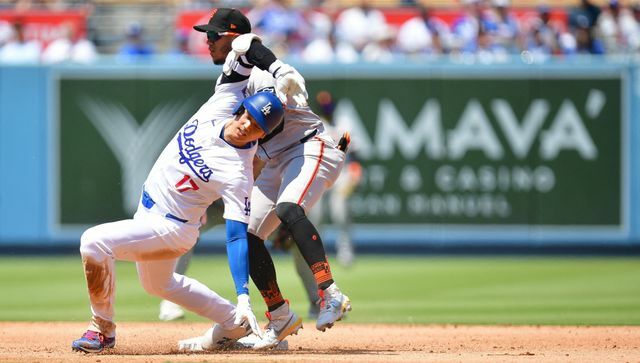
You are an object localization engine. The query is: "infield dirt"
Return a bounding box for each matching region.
[1,322,639,362]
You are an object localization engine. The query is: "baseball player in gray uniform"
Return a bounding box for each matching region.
[189,9,352,350]
[70,23,288,352]
[244,66,350,350]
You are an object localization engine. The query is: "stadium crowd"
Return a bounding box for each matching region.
[1,0,640,63]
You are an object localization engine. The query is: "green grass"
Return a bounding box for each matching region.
[0,255,639,325]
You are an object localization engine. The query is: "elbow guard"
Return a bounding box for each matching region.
[231,33,262,56]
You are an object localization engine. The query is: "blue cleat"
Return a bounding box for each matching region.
[71,330,115,353]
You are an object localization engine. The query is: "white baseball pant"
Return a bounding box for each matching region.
[79,205,237,338]
[249,137,345,240]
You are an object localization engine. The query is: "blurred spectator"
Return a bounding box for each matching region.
[0,22,41,64]
[569,0,601,30]
[488,0,521,52]
[524,5,566,55]
[332,36,360,62]
[396,5,451,55]
[300,0,332,62]
[632,3,640,24]
[166,28,192,58]
[118,22,154,59]
[248,0,307,58]
[301,0,358,63]
[301,23,359,63]
[520,5,563,59]
[452,0,492,53]
[41,22,97,64]
[305,0,333,42]
[523,26,553,62]
[472,26,509,63]
[597,0,640,54]
[362,23,398,63]
[572,15,605,54]
[334,0,387,52]
[301,34,334,63]
[0,20,12,47]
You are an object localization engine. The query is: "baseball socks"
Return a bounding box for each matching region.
[275,203,334,290]
[273,203,352,330]
[248,233,286,312]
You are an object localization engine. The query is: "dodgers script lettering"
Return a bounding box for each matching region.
[177,119,213,182]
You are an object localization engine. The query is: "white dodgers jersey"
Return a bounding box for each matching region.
[142,78,255,224]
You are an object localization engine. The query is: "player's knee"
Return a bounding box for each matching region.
[249,229,269,242]
[79,227,103,259]
[275,202,307,227]
[139,276,173,298]
[139,280,160,297]
[248,221,271,241]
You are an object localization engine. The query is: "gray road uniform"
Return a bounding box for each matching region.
[245,69,346,241]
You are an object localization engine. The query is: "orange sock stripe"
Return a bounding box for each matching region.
[260,281,285,308]
[263,295,285,308]
[311,261,333,285]
[314,272,333,285]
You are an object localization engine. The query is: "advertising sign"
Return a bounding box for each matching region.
[56,73,624,231]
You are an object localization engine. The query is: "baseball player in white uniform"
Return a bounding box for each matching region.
[70,36,289,352]
[189,9,352,350]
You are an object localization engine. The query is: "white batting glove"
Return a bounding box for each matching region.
[234,294,263,339]
[270,60,308,108]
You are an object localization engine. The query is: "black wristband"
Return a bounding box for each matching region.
[245,40,278,71]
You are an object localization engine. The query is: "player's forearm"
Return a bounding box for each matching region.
[245,40,278,72]
[224,219,250,296]
[238,35,308,107]
[245,41,290,78]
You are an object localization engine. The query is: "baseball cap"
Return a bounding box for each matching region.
[193,8,251,34]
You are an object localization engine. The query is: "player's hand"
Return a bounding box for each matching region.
[273,64,308,108]
[234,294,263,338]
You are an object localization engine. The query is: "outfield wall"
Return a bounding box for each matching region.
[1,58,639,248]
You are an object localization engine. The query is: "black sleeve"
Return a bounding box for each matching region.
[219,71,251,85]
[245,40,278,72]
